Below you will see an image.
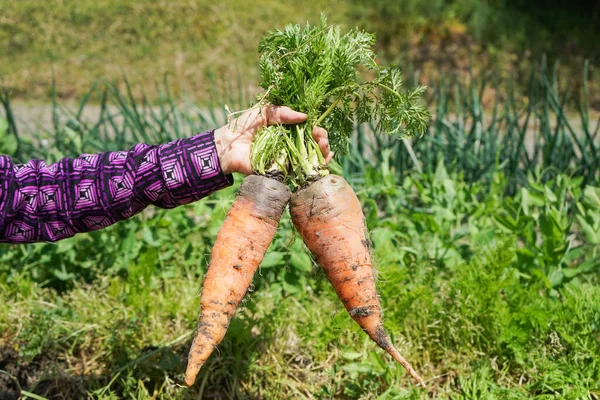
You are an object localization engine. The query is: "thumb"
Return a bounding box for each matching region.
[264,106,307,125]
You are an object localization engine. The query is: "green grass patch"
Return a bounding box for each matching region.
[1,164,599,398]
[1,1,598,102]
[1,36,599,398]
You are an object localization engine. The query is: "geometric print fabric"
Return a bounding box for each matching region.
[0,130,233,243]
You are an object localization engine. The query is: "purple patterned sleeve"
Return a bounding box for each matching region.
[0,130,233,243]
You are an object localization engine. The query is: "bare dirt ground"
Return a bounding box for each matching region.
[0,347,87,400]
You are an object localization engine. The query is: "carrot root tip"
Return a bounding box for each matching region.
[184,363,203,387]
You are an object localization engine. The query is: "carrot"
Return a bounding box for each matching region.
[185,175,290,386]
[290,174,425,387]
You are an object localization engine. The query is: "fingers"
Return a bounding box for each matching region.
[312,126,327,142]
[259,106,334,164]
[312,126,334,164]
[264,105,307,125]
[324,151,334,165]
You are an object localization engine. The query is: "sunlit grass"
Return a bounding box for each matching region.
[0,56,599,399]
[1,164,599,398]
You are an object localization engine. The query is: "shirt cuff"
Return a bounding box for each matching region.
[158,129,234,207]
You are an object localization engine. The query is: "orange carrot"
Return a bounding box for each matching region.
[290,174,425,386]
[185,175,290,386]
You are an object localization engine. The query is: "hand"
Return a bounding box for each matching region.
[214,105,333,175]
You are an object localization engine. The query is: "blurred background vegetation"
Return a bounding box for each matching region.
[1,1,599,399]
[1,0,599,104]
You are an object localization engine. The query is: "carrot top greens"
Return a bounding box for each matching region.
[250,15,430,187]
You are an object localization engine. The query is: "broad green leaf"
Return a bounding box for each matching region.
[142,225,161,246]
[56,238,75,254]
[548,268,564,288]
[473,228,496,245]
[563,255,600,278]
[53,267,76,282]
[290,251,312,272]
[282,270,304,294]
[261,251,285,268]
[582,186,600,210]
[434,157,449,182]
[1,133,18,155]
[576,215,599,244]
[544,185,558,203]
[494,214,518,232]
[521,187,545,217]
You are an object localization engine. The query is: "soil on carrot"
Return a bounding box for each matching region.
[0,348,86,400]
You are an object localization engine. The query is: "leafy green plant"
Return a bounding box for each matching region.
[344,59,599,193]
[1,46,599,399]
[0,117,18,156]
[251,15,429,186]
[1,166,599,398]
[493,170,600,290]
[576,186,600,246]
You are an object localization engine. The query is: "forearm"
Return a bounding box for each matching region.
[0,130,232,243]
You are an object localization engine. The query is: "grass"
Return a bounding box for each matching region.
[0,0,347,101]
[1,1,598,103]
[0,50,599,399]
[0,166,599,398]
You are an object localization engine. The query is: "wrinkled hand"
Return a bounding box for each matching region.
[214,105,333,175]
